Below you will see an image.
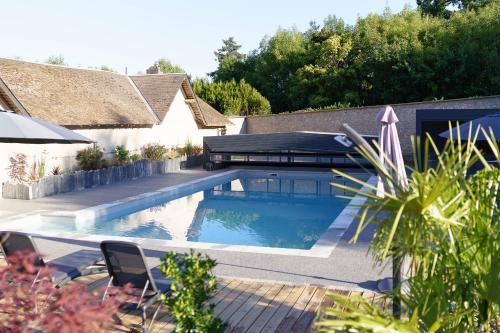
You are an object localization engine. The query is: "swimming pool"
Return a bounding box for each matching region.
[3,170,373,257]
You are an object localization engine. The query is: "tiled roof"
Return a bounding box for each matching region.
[195,96,232,127]
[130,74,229,128]
[0,58,157,127]
[129,74,186,122]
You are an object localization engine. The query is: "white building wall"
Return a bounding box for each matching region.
[226,116,247,135]
[0,89,222,184]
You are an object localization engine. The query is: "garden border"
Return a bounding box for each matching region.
[2,158,182,200]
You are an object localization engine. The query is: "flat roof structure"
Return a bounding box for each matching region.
[203,131,378,169]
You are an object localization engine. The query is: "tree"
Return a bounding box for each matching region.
[252,27,307,112]
[416,0,493,17]
[214,37,244,64]
[193,79,271,116]
[98,65,116,72]
[210,37,246,81]
[45,55,66,65]
[208,3,499,113]
[156,58,185,73]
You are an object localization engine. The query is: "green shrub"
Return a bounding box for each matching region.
[130,153,141,162]
[191,145,203,156]
[178,140,204,156]
[167,149,180,160]
[76,143,105,171]
[114,145,130,165]
[183,140,194,156]
[159,250,226,333]
[142,143,168,160]
[37,158,46,179]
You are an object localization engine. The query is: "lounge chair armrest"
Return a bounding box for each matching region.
[142,293,161,311]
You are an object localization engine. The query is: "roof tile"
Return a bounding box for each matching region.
[0,58,157,127]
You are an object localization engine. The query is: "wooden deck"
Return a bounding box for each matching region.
[74,273,383,333]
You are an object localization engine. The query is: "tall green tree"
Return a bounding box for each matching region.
[98,65,116,72]
[252,27,307,112]
[45,55,66,65]
[156,58,185,73]
[210,37,245,81]
[214,37,244,64]
[193,79,271,116]
[416,0,493,17]
[209,3,500,113]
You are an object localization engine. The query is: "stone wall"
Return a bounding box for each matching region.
[245,96,500,158]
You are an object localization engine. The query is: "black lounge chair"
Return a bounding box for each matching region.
[0,231,105,287]
[100,240,170,333]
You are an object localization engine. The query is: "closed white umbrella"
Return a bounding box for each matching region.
[0,109,92,144]
[375,105,408,196]
[375,105,408,317]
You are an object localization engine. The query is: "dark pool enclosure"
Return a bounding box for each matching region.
[203,131,378,170]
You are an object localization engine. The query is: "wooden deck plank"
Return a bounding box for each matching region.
[290,287,327,333]
[228,284,284,333]
[211,280,244,307]
[57,271,385,333]
[225,283,274,331]
[261,286,307,333]
[150,279,233,333]
[275,286,317,333]
[245,285,294,333]
[214,282,254,317]
[218,282,263,322]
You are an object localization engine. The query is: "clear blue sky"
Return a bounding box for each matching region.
[1,0,412,78]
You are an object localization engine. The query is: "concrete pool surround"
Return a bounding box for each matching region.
[1,169,376,258]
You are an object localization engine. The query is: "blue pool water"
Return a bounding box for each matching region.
[39,171,366,249]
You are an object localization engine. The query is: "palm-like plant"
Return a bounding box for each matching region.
[316,126,499,332]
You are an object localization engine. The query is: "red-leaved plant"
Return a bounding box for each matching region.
[0,251,135,333]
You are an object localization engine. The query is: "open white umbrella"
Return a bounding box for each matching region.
[0,109,92,144]
[375,105,408,196]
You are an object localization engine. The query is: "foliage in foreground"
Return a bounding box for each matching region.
[159,250,226,333]
[0,251,133,333]
[316,293,422,333]
[317,127,499,332]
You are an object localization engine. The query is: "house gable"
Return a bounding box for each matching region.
[156,88,202,146]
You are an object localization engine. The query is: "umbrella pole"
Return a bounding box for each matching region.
[392,247,402,319]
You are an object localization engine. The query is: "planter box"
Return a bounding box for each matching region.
[180,155,203,169]
[2,157,182,200]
